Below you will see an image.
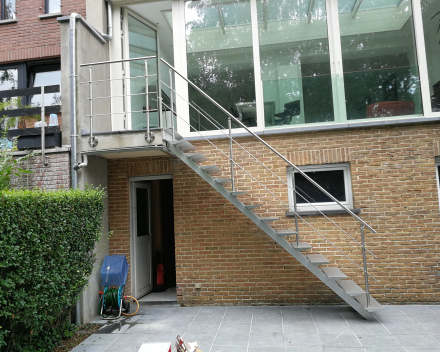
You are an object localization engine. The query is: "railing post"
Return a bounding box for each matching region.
[169,68,175,141]
[360,224,370,307]
[88,66,98,147]
[40,85,47,166]
[122,63,127,130]
[291,170,300,245]
[145,60,150,136]
[228,116,235,192]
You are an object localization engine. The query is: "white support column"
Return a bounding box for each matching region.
[412,0,433,117]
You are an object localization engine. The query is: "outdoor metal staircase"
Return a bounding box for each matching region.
[166,132,381,320]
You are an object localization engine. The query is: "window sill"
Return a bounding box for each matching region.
[39,12,62,19]
[0,19,17,25]
[286,208,361,217]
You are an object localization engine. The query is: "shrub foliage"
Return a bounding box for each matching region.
[0,188,105,351]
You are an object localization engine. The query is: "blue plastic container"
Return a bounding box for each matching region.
[100,255,128,286]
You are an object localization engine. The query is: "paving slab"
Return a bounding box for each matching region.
[79,305,440,352]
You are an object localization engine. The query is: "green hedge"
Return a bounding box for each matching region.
[0,188,105,352]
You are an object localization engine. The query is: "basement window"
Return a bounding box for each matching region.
[287,163,355,214]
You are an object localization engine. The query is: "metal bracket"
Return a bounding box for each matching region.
[145,131,155,143]
[88,136,99,147]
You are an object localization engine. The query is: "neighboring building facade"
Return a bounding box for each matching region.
[3,0,440,323]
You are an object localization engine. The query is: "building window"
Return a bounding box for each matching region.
[45,0,60,14]
[287,163,354,212]
[1,0,15,20]
[28,63,61,107]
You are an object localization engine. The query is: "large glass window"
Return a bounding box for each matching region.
[338,0,422,120]
[185,0,256,131]
[127,14,158,130]
[45,0,60,14]
[421,0,440,112]
[1,0,15,20]
[256,0,334,127]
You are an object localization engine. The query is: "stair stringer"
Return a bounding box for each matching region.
[169,143,376,320]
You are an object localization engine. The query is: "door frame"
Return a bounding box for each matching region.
[129,174,173,298]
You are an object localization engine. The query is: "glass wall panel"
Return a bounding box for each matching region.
[128,15,158,130]
[338,0,422,120]
[31,70,61,107]
[256,0,334,127]
[185,0,256,131]
[421,0,440,112]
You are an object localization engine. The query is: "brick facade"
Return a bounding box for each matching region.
[10,148,70,190]
[0,0,86,64]
[107,122,440,306]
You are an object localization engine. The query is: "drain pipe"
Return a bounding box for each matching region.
[73,153,88,170]
[102,1,113,41]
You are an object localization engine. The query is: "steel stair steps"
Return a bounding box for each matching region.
[306,254,330,266]
[260,217,279,223]
[185,153,209,163]
[201,165,222,174]
[354,293,382,312]
[245,204,263,210]
[215,178,232,186]
[230,191,247,197]
[291,241,313,251]
[164,128,183,140]
[321,267,347,280]
[171,140,196,152]
[337,280,366,297]
[276,229,297,237]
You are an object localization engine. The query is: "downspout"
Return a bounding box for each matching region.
[101,1,113,41]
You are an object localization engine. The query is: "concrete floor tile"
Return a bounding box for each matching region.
[222,313,253,323]
[394,334,440,348]
[70,345,107,352]
[284,333,322,347]
[357,335,401,348]
[218,322,251,335]
[253,306,281,314]
[406,313,440,324]
[418,323,440,335]
[199,306,227,314]
[164,314,197,323]
[249,331,285,347]
[211,346,248,352]
[324,349,365,352]
[81,334,120,345]
[285,347,324,352]
[214,332,249,346]
[364,349,405,352]
[379,322,428,335]
[186,322,220,335]
[427,306,440,314]
[283,322,318,334]
[103,345,141,352]
[252,313,283,324]
[125,323,162,334]
[345,320,391,335]
[251,322,283,334]
[398,305,431,314]
[145,332,180,344]
[315,322,353,334]
[320,334,362,348]
[192,312,225,324]
[111,333,153,347]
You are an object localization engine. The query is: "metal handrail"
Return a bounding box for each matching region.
[160,58,376,234]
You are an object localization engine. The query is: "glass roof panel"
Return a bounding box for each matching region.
[221,1,251,26]
[256,0,326,22]
[359,0,403,11]
[185,4,220,30]
[338,0,357,13]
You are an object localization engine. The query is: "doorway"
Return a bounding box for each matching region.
[130,176,176,300]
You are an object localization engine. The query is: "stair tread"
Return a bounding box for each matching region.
[164,128,183,140]
[354,293,382,312]
[201,165,222,174]
[185,153,209,163]
[276,229,297,236]
[215,178,232,185]
[260,217,279,223]
[245,204,263,209]
[321,267,347,280]
[291,242,313,251]
[230,191,247,197]
[171,140,196,152]
[306,254,330,265]
[337,280,366,296]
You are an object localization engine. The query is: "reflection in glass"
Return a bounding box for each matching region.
[339,0,422,119]
[47,0,60,14]
[128,15,158,130]
[185,0,256,131]
[3,0,15,19]
[421,0,440,112]
[256,0,334,127]
[31,70,61,107]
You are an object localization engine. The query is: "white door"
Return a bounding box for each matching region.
[132,182,153,298]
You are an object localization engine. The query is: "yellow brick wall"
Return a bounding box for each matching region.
[108,122,440,305]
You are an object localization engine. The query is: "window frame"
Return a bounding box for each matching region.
[44,0,61,15]
[1,0,16,21]
[287,162,354,213]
